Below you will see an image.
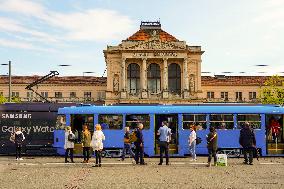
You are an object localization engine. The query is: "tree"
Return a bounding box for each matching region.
[0,95,21,104]
[259,75,284,106]
[0,95,7,104]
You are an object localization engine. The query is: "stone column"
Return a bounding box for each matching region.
[162,58,169,98]
[120,57,127,99]
[141,58,148,98]
[183,57,190,98]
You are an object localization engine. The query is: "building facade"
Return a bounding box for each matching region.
[0,76,106,103]
[0,22,283,104]
[104,21,204,104]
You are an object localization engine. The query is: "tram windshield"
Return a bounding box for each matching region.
[56,115,66,130]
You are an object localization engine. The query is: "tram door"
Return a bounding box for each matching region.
[154,114,178,155]
[266,114,284,155]
[71,114,94,154]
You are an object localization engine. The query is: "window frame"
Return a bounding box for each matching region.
[98,114,123,130]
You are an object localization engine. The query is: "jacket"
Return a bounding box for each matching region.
[134,129,143,146]
[82,131,91,147]
[14,131,25,146]
[64,131,75,149]
[239,127,256,148]
[91,130,105,150]
[207,131,218,150]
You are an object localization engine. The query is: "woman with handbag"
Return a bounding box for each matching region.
[64,126,75,163]
[188,125,197,161]
[91,124,105,167]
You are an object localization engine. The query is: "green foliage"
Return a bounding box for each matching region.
[0,95,7,104]
[259,75,284,106]
[0,95,21,104]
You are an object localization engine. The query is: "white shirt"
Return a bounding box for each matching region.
[189,130,196,144]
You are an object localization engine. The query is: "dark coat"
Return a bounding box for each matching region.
[15,131,25,146]
[134,129,143,146]
[207,131,218,150]
[239,127,256,148]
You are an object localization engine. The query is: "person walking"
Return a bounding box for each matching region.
[239,122,256,165]
[64,126,75,163]
[91,124,105,167]
[157,121,171,165]
[206,127,218,167]
[121,127,135,161]
[10,127,25,160]
[188,125,197,161]
[82,125,91,163]
[134,123,146,165]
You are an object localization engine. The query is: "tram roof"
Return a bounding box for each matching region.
[58,104,284,114]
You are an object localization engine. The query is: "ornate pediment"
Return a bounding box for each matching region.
[122,39,186,50]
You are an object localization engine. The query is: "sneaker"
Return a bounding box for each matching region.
[16,158,19,161]
[19,158,23,161]
[190,159,197,162]
[158,163,162,165]
[249,162,253,165]
[92,164,99,167]
[206,163,211,167]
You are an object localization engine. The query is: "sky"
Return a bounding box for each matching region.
[0,0,283,77]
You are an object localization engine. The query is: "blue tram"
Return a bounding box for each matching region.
[54,104,284,157]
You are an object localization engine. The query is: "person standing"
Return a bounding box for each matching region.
[239,122,256,165]
[64,126,75,163]
[82,125,91,163]
[134,123,146,165]
[188,125,197,161]
[10,127,25,160]
[121,127,135,161]
[206,127,218,167]
[91,124,105,167]
[157,121,171,165]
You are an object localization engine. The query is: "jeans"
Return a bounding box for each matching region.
[243,147,253,164]
[208,148,217,164]
[15,144,22,159]
[65,148,74,162]
[83,147,90,161]
[95,150,102,165]
[121,143,135,160]
[189,141,196,160]
[159,141,169,164]
[135,144,144,164]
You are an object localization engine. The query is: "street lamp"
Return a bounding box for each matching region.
[83,71,95,76]
[1,61,11,102]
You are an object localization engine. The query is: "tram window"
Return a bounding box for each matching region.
[99,114,123,130]
[126,114,150,130]
[56,115,66,130]
[209,114,234,129]
[237,114,261,129]
[183,114,207,130]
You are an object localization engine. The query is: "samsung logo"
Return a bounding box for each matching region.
[1,113,32,119]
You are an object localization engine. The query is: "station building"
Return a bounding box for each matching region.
[0,22,283,104]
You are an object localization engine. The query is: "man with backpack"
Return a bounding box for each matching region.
[10,127,25,160]
[239,122,256,165]
[121,126,135,161]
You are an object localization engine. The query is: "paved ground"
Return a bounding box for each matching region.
[0,156,283,189]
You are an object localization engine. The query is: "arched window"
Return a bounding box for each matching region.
[127,63,140,94]
[168,63,181,94]
[147,63,161,93]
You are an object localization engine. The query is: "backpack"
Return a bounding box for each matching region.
[68,133,75,142]
[128,131,138,143]
[196,137,202,145]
